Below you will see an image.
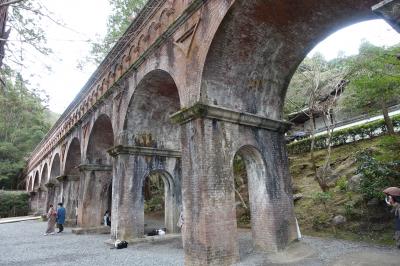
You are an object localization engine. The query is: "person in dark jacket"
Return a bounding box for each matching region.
[384,187,400,249]
[56,203,66,233]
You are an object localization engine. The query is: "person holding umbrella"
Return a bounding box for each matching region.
[383,187,400,249]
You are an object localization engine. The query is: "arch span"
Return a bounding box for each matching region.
[79,114,114,228]
[62,137,82,225]
[86,114,114,165]
[201,0,378,119]
[122,69,181,149]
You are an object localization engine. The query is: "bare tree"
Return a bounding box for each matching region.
[287,54,350,191]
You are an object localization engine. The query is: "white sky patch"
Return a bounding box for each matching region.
[11,4,400,114]
[308,19,400,60]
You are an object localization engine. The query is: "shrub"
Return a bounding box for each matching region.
[287,114,400,155]
[312,212,331,230]
[0,190,29,218]
[356,151,400,201]
[313,191,332,212]
[336,176,348,192]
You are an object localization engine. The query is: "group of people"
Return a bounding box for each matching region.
[44,203,65,235]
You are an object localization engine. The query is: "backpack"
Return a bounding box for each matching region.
[114,240,128,249]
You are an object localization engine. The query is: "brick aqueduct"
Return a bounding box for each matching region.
[24,0,397,265]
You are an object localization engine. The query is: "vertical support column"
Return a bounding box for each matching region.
[180,118,239,266]
[108,146,182,240]
[165,157,182,233]
[110,153,145,240]
[171,103,298,265]
[77,164,112,228]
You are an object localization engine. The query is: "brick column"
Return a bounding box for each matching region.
[171,103,297,265]
[77,164,112,228]
[108,145,182,241]
[57,175,80,225]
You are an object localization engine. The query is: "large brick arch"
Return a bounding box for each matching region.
[122,69,181,149]
[40,163,49,185]
[64,137,82,176]
[86,114,114,165]
[33,171,39,189]
[49,153,61,182]
[200,0,379,119]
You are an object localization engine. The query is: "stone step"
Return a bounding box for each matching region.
[72,226,111,235]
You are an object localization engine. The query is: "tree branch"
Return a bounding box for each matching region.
[0,0,25,7]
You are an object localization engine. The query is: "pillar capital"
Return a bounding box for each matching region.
[107,145,181,158]
[170,102,292,132]
[56,175,68,182]
[78,164,112,172]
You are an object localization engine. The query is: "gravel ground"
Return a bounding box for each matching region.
[0,220,399,266]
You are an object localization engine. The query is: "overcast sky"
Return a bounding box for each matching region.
[12,2,400,114]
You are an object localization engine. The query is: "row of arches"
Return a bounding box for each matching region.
[26,0,397,264]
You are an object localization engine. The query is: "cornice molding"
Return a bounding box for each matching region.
[170,103,292,133]
[108,145,181,158]
[78,164,112,172]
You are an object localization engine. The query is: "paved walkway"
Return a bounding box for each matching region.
[0,220,399,266]
[0,215,40,224]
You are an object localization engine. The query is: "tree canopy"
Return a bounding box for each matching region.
[0,66,51,189]
[345,42,400,134]
[86,0,147,65]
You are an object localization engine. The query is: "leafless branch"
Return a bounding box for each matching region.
[0,0,25,7]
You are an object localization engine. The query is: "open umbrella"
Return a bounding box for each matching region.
[383,187,400,197]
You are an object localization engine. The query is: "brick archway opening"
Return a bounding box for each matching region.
[63,138,81,225]
[81,115,114,227]
[143,170,176,235]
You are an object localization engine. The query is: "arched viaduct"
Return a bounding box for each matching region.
[24,0,399,265]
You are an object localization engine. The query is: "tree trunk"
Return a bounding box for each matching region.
[0,0,10,68]
[309,113,318,182]
[381,100,395,135]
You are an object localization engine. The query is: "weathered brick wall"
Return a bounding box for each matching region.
[23,0,385,264]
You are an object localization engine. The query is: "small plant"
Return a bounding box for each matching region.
[344,202,355,218]
[356,150,400,200]
[312,212,331,230]
[313,191,332,212]
[336,176,348,192]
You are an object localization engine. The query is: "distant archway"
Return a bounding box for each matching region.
[41,164,48,185]
[47,153,61,207]
[86,114,114,165]
[63,138,82,225]
[33,171,39,189]
[81,114,114,227]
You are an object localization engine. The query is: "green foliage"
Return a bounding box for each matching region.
[85,0,147,65]
[288,114,400,154]
[345,42,400,112]
[312,212,331,230]
[0,67,50,189]
[336,176,348,192]
[0,190,29,218]
[356,150,400,201]
[285,53,349,115]
[313,191,332,204]
[143,173,165,213]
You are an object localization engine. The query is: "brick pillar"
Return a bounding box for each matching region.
[108,145,182,241]
[77,164,112,228]
[171,103,298,265]
[109,153,144,240]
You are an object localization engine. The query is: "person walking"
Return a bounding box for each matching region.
[383,187,400,249]
[44,204,57,236]
[56,202,66,233]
